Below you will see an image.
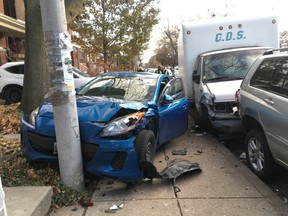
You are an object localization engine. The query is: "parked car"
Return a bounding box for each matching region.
[0,62,24,104]
[21,72,189,182]
[71,66,94,89]
[237,48,288,179]
[0,62,93,104]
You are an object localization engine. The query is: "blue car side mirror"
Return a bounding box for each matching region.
[162,94,173,105]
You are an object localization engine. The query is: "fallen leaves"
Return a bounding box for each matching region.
[0,103,21,134]
[0,104,98,212]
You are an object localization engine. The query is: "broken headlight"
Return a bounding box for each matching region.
[99,112,145,137]
[29,107,39,127]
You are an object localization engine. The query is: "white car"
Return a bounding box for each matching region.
[71,66,94,89]
[0,62,94,104]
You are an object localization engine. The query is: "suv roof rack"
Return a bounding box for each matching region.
[263,47,288,55]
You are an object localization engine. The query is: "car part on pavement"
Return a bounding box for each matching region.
[159,159,202,193]
[172,148,187,155]
[105,202,124,213]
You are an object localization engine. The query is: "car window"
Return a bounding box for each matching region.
[271,61,288,95]
[282,63,288,96]
[163,78,185,100]
[250,58,288,97]
[78,75,157,102]
[5,64,24,75]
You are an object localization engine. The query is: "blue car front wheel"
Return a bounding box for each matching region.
[135,130,156,163]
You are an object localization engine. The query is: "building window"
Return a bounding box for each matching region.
[4,0,16,18]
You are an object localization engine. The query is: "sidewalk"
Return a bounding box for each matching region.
[48,129,288,216]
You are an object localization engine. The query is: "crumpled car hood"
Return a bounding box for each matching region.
[205,80,242,102]
[38,96,149,122]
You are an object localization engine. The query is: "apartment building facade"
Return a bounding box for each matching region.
[0,0,25,65]
[0,1,102,75]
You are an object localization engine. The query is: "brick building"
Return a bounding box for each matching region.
[0,0,25,65]
[0,1,101,74]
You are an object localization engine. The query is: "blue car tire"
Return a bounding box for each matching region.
[135,130,156,163]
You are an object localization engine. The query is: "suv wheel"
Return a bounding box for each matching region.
[4,87,22,104]
[245,129,275,179]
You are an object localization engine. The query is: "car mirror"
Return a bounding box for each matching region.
[193,70,200,84]
[161,94,173,105]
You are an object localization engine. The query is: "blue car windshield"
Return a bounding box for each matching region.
[77,75,157,102]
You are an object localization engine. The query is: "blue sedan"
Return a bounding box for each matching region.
[21,72,189,182]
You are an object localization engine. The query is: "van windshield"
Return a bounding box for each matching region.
[202,49,267,82]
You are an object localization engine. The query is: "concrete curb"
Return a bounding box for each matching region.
[3,186,53,216]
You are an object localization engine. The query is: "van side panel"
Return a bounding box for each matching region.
[177,15,279,100]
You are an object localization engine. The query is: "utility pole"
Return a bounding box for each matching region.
[40,0,85,191]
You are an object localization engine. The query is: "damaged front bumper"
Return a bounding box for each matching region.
[209,112,242,133]
[205,102,242,133]
[21,115,144,182]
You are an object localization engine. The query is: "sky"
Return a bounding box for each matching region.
[142,0,288,63]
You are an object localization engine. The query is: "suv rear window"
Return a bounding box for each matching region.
[250,58,288,97]
[5,65,24,75]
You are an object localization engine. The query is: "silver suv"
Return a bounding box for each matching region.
[238,48,288,179]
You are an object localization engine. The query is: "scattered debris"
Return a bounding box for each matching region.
[172,148,187,155]
[140,159,202,193]
[71,207,78,211]
[190,124,207,134]
[191,124,200,130]
[159,159,202,193]
[79,197,93,207]
[105,202,124,214]
[239,152,246,159]
[140,160,162,180]
[165,155,170,161]
[195,132,206,136]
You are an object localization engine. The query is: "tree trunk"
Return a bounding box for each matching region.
[20,0,49,113]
